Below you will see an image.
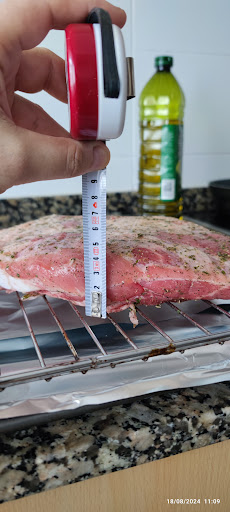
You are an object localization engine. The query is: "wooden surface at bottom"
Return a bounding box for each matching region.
[1,440,229,512]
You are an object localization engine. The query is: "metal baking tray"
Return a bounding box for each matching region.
[1,292,230,388]
[1,286,230,432]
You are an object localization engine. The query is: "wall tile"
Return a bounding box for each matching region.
[107,156,134,192]
[182,154,230,188]
[133,0,230,55]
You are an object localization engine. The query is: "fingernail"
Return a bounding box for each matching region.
[93,145,110,170]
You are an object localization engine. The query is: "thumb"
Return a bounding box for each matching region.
[0,125,110,193]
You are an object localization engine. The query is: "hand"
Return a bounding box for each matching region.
[0,0,126,193]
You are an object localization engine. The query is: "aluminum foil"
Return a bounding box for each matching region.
[1,290,230,424]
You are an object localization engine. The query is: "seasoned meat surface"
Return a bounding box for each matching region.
[0,215,229,312]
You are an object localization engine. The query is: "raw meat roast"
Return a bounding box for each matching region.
[0,215,229,312]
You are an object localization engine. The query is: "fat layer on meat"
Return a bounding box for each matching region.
[0,214,229,312]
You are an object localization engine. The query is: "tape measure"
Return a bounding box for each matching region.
[65,8,134,318]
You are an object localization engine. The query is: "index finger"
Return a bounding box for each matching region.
[0,0,126,51]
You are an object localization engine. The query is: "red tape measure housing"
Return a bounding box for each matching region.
[65,24,98,140]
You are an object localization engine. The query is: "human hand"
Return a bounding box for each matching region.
[0,0,126,193]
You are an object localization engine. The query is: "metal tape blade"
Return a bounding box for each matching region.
[82,169,106,318]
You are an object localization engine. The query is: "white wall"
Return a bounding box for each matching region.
[1,0,230,198]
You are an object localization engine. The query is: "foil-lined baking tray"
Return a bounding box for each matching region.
[1,288,230,431]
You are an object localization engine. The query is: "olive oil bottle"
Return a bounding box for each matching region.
[138,56,185,217]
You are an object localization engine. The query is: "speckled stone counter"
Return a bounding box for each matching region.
[0,383,230,503]
[0,187,216,229]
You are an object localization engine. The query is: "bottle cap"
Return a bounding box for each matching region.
[155,56,173,68]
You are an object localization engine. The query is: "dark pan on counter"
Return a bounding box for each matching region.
[210,179,230,221]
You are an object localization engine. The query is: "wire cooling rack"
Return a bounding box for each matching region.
[1,292,230,388]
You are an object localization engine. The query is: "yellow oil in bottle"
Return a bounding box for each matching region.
[138,56,185,217]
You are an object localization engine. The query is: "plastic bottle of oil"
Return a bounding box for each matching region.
[138,56,185,217]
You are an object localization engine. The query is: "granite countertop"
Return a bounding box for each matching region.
[0,187,216,229]
[0,382,230,504]
[0,189,230,505]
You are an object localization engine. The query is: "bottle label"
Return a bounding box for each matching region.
[160,124,183,201]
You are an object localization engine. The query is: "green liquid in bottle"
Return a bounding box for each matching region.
[138,56,185,217]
